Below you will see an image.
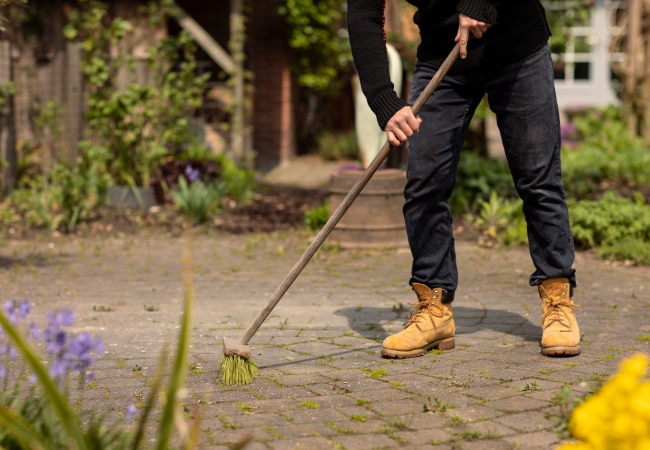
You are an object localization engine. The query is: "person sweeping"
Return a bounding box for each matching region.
[347,0,581,358]
[219,42,462,385]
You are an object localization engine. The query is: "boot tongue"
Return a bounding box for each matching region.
[412,283,433,303]
[540,278,570,300]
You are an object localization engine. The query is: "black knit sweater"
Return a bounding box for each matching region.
[347,0,552,129]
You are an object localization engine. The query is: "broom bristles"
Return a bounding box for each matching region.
[220,354,259,385]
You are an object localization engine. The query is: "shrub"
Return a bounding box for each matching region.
[598,237,650,266]
[64,0,210,188]
[304,200,329,231]
[561,106,650,199]
[216,153,257,206]
[568,191,650,251]
[470,191,527,247]
[316,130,359,161]
[451,152,515,214]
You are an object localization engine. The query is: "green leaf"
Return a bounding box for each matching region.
[155,232,194,450]
[0,407,48,450]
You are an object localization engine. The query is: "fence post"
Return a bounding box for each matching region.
[0,40,16,194]
[230,0,249,170]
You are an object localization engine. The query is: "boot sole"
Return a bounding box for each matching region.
[541,345,581,357]
[381,337,455,359]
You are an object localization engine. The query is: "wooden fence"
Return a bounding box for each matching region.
[0,1,84,193]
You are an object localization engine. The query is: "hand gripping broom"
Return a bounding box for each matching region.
[220,43,461,385]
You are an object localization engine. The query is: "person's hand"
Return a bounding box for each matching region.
[385,106,422,146]
[455,13,491,59]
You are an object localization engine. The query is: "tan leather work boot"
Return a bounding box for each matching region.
[382,283,455,358]
[539,277,581,356]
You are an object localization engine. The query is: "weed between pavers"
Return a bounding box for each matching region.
[188,363,205,374]
[327,422,353,435]
[379,418,410,444]
[422,396,455,413]
[518,381,540,391]
[237,403,253,412]
[448,415,467,426]
[298,400,320,409]
[449,430,502,442]
[93,305,114,312]
[361,367,389,379]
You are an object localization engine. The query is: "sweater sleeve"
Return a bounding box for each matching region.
[347,0,407,129]
[456,0,500,24]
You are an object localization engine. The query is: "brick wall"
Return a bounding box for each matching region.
[248,2,295,172]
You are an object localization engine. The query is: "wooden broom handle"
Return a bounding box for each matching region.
[238,43,461,346]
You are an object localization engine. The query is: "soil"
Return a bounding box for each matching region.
[61,184,330,238]
[4,182,476,241]
[212,185,330,234]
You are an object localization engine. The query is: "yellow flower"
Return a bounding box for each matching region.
[619,353,648,379]
[559,353,650,450]
[631,383,650,417]
[557,442,592,450]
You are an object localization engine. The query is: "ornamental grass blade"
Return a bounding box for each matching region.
[183,405,202,450]
[0,407,48,450]
[155,230,194,450]
[129,346,169,450]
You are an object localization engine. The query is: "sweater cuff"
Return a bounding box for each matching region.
[369,90,409,130]
[456,0,498,24]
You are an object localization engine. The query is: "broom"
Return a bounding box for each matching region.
[220,42,461,386]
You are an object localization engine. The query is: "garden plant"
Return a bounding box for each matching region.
[0,204,218,448]
[557,353,650,449]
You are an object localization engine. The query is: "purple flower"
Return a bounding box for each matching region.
[68,332,104,373]
[184,165,200,182]
[40,308,104,381]
[30,323,40,340]
[4,299,31,325]
[46,330,67,355]
[560,123,579,148]
[49,359,68,379]
[44,309,74,354]
[46,309,74,329]
[1,302,104,384]
[0,300,33,378]
[337,164,364,172]
[561,123,577,137]
[125,403,138,422]
[18,300,30,318]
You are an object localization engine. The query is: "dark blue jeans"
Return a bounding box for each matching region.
[405,45,576,292]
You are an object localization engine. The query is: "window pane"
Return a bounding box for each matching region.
[574,62,590,80]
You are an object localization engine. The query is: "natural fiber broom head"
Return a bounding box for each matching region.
[221,337,257,385]
[220,354,258,385]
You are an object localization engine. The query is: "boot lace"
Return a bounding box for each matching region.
[543,298,578,328]
[406,299,443,326]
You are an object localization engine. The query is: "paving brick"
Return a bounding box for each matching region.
[0,224,648,449]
